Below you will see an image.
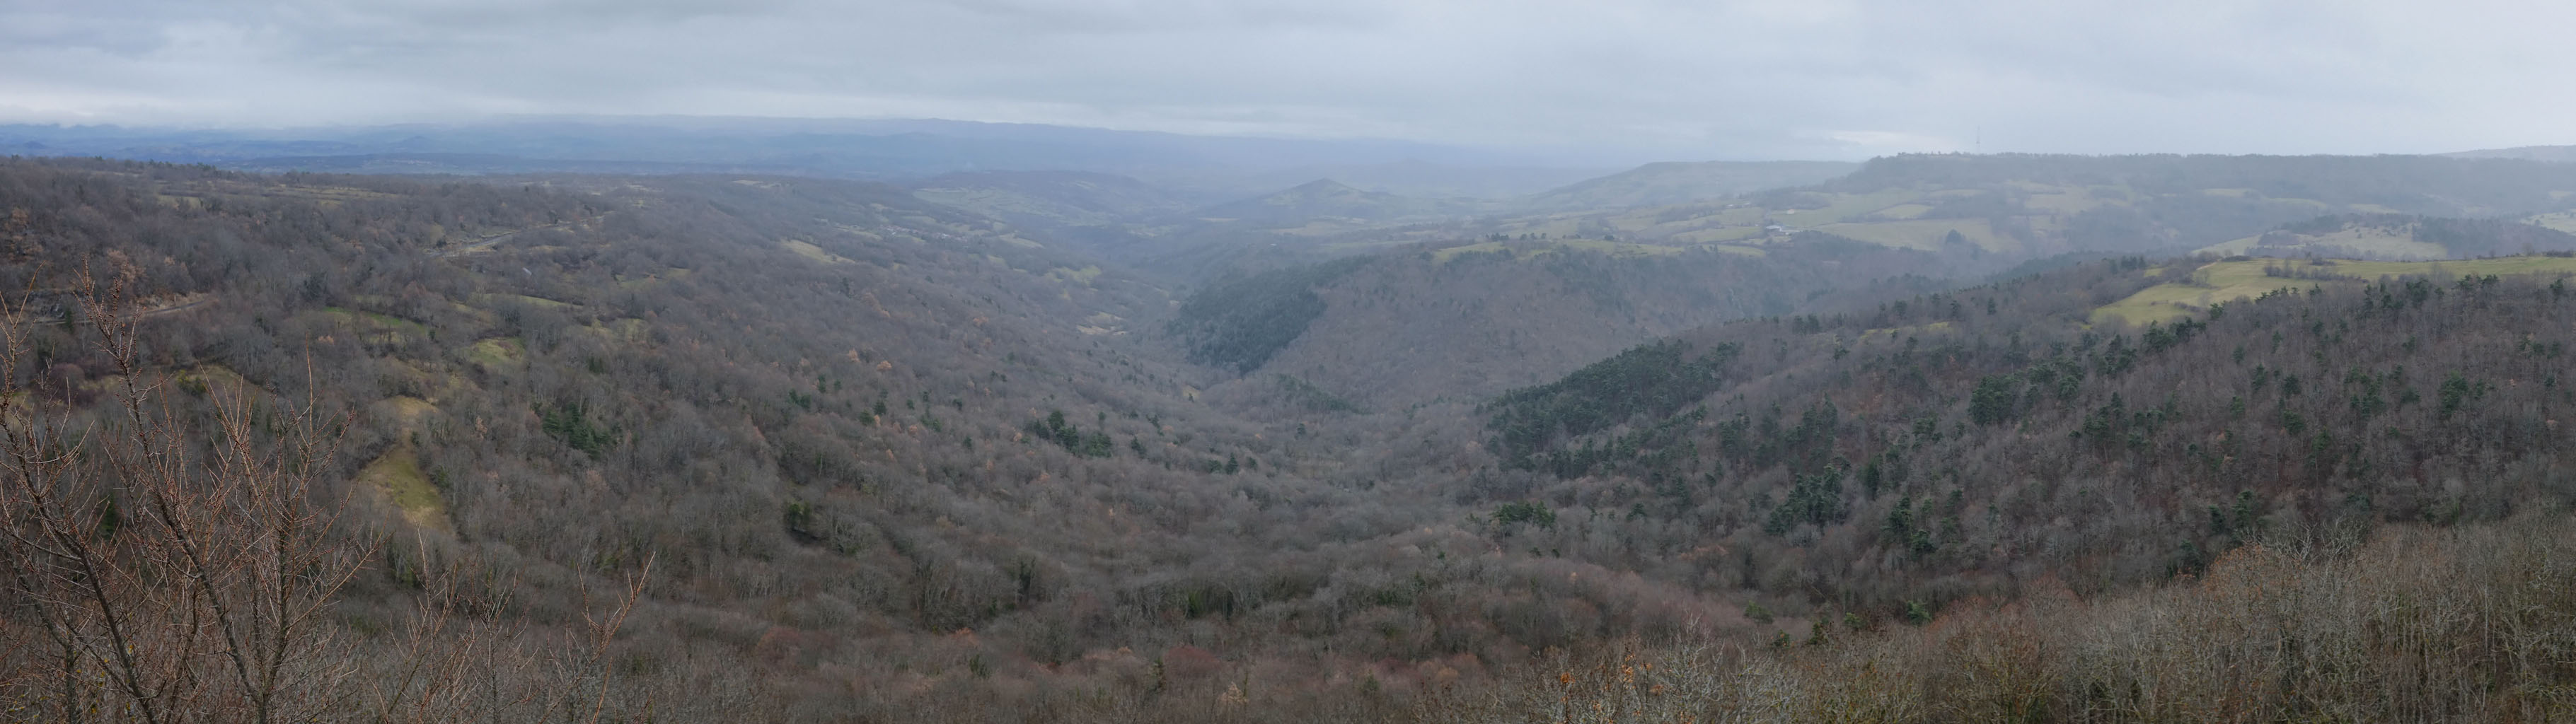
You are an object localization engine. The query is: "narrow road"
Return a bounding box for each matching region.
[134,294,213,319]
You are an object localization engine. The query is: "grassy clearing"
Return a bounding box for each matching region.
[2094,255,2576,325]
[1429,240,1694,264]
[589,318,648,343]
[364,310,424,332]
[1813,218,2012,252]
[466,337,526,371]
[176,365,257,397]
[468,293,574,310]
[617,267,691,289]
[1703,206,1770,226]
[1498,218,1605,240]
[358,447,449,532]
[2528,211,2576,233]
[378,396,438,429]
[446,301,496,324]
[377,358,441,394]
[1048,265,1104,284]
[1560,239,1690,257]
[2198,228,2448,259]
[1668,226,1769,244]
[316,308,430,343]
[828,223,885,242]
[2017,185,2120,215]
[1772,189,1922,224]
[1871,203,1934,220]
[1427,242,1511,262]
[782,239,855,264]
[1856,321,1954,340]
[507,295,572,309]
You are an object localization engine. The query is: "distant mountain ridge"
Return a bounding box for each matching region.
[1448,153,2576,279]
[1138,159,1616,202]
[0,117,1620,182]
[1189,179,1491,224]
[1522,160,1860,211]
[2443,145,2576,162]
[910,170,1194,227]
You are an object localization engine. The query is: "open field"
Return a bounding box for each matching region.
[2529,211,2576,233]
[357,446,449,531]
[466,337,526,370]
[782,239,855,264]
[1813,218,2011,252]
[2198,227,2449,259]
[2094,255,2576,325]
[1428,239,1704,263]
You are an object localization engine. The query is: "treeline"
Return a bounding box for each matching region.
[1774,153,2576,256]
[1834,153,2576,217]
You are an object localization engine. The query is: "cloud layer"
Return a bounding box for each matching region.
[5,0,2570,159]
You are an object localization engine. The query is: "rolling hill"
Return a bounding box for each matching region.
[1442,153,2576,278]
[909,170,1195,227]
[1136,159,1616,202]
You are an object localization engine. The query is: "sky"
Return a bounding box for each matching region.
[4,0,2572,160]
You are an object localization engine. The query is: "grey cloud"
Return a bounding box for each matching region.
[936,0,1397,33]
[1,0,2569,159]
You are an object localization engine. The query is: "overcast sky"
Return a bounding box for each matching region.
[4,0,2570,160]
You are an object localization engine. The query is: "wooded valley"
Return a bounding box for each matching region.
[5,152,2576,723]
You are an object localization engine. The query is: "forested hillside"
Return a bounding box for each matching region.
[1477,255,2576,613]
[9,157,2576,723]
[0,158,1288,720]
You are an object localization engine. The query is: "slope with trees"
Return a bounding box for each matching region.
[1177,237,1956,405]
